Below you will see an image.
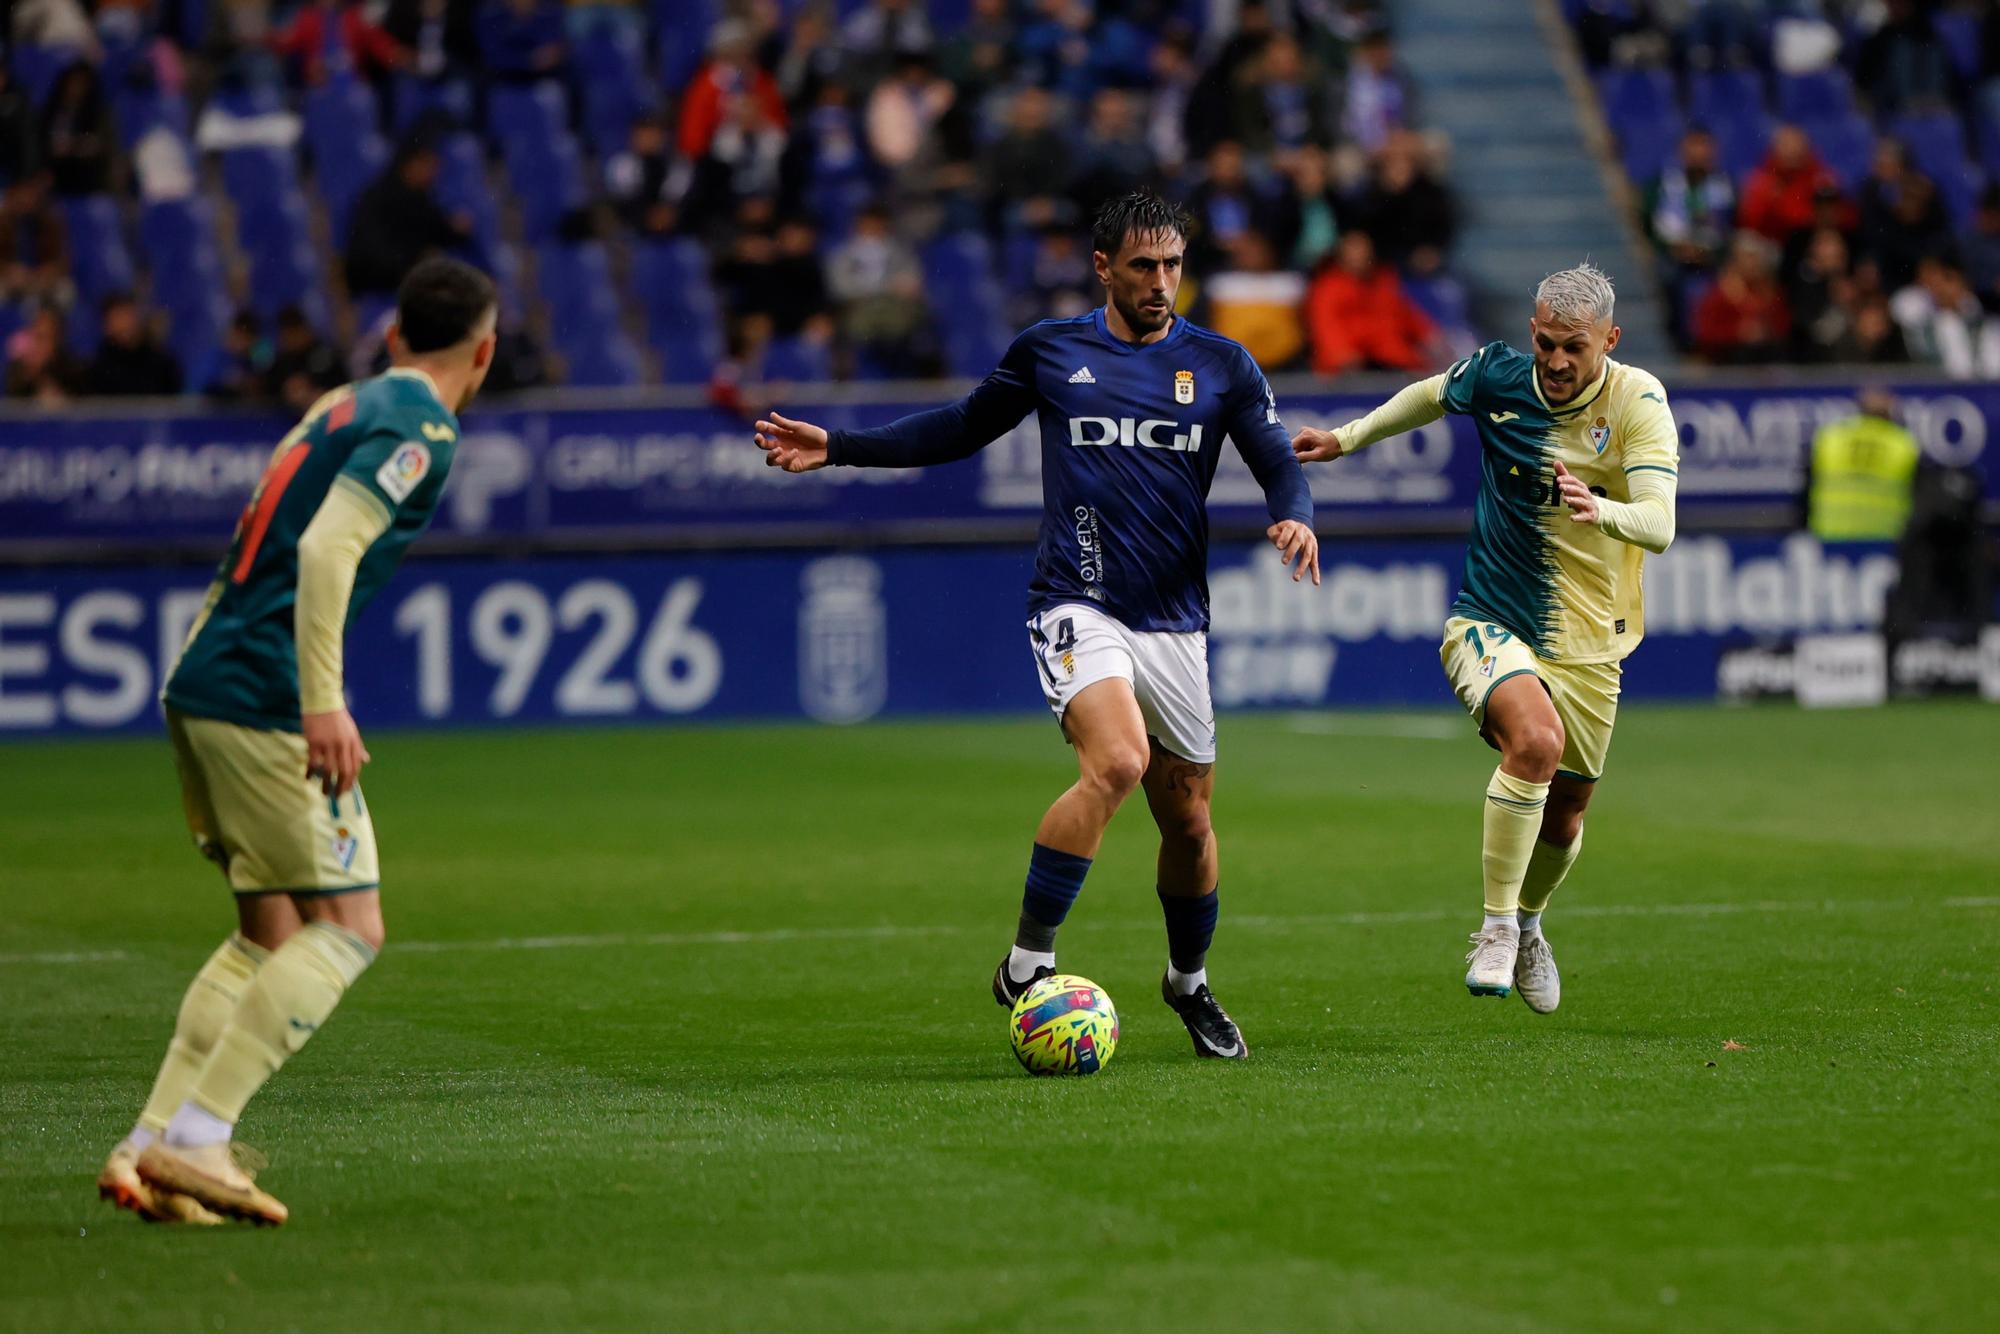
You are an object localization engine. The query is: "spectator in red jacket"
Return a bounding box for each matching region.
[1739,124,1846,243]
[1694,232,1792,364]
[271,0,407,87]
[1306,230,1439,377]
[678,18,789,161]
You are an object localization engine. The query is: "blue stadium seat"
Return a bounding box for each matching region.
[1933,8,1984,82]
[761,334,833,382]
[1776,69,1855,124]
[59,197,135,305]
[656,0,721,96]
[1891,111,1973,191]
[508,136,586,240]
[220,147,300,211]
[536,242,620,326]
[1597,67,1677,125]
[391,74,474,133]
[562,332,644,387]
[575,22,652,154]
[1802,112,1875,189]
[1688,69,1767,130]
[489,81,569,151]
[1615,108,1685,185]
[1712,111,1774,183]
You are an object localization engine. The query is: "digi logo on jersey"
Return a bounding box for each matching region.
[1066,417,1206,453]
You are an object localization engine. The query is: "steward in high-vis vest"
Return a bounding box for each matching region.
[1809,389,1922,541]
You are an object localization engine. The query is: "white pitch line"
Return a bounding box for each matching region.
[0,949,131,965]
[3,897,1992,967]
[1286,713,1463,741]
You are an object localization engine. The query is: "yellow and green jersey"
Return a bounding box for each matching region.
[1439,341,1679,664]
[164,368,460,731]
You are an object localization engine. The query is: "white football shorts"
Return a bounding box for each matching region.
[1026,602,1216,764]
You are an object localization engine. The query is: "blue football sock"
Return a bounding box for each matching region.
[1015,843,1092,952]
[1157,886,1219,975]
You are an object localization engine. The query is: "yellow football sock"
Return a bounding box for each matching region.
[1518,829,1583,915]
[188,921,375,1124]
[138,933,270,1132]
[1482,767,1550,916]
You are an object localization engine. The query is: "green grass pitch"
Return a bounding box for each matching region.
[2,703,1997,1332]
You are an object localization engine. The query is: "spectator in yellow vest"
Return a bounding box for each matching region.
[1807,388,1922,541]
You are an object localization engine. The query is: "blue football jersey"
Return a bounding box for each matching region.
[826,310,1312,632]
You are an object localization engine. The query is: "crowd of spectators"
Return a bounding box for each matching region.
[650,0,1464,380]
[1588,0,2000,377]
[1,0,1461,397]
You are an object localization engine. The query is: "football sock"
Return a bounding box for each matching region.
[137,933,270,1134]
[1518,830,1583,917]
[1158,887,1219,995]
[1006,946,1055,984]
[1482,912,1519,936]
[183,921,375,1127]
[164,1100,234,1150]
[1482,768,1549,916]
[1014,843,1092,957]
[1517,911,1544,944]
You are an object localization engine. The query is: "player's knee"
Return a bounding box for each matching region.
[1160,803,1213,855]
[1087,748,1148,800]
[1507,724,1564,783]
[351,918,387,953]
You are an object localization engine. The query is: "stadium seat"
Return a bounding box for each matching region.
[656,0,722,97]
[1688,69,1767,129]
[562,332,644,387]
[1712,111,1774,183]
[575,22,651,154]
[489,81,569,152]
[536,242,620,326]
[1801,112,1874,188]
[508,136,587,240]
[761,334,834,383]
[1776,69,1855,123]
[59,197,136,305]
[1891,112,1973,192]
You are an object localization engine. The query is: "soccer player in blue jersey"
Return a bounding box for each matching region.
[1292,264,1678,1012]
[96,258,498,1226]
[756,192,1318,1059]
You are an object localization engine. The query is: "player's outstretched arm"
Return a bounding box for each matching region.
[296,479,391,796]
[757,335,1039,473]
[754,412,830,472]
[1292,373,1449,464]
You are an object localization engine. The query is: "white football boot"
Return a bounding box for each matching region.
[1464,922,1519,997]
[1514,932,1560,1013]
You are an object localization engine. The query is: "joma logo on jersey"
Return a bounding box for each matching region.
[1067,417,1205,452]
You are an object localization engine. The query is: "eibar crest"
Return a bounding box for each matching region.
[331,825,358,871]
[1589,416,1611,454]
[1174,369,1195,405]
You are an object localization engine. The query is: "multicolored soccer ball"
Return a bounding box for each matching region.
[1009,974,1119,1076]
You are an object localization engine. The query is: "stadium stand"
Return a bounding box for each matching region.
[1571,0,2000,375]
[0,0,1471,398]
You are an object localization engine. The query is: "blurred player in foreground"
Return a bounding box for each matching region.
[97,257,497,1226]
[756,192,1318,1059]
[1292,264,1678,1011]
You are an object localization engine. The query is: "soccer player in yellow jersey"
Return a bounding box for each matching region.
[1291,264,1678,1011]
[95,258,498,1226]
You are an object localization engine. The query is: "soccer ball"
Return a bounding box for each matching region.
[1009,974,1118,1076]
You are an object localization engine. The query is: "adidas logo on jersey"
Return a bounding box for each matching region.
[1069,366,1096,384]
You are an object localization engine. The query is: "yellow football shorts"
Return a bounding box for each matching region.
[1438,615,1622,782]
[166,708,380,895]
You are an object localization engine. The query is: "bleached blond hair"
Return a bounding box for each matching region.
[1535,263,1616,329]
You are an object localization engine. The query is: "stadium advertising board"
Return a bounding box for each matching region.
[1,383,1994,548]
[0,536,1917,737]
